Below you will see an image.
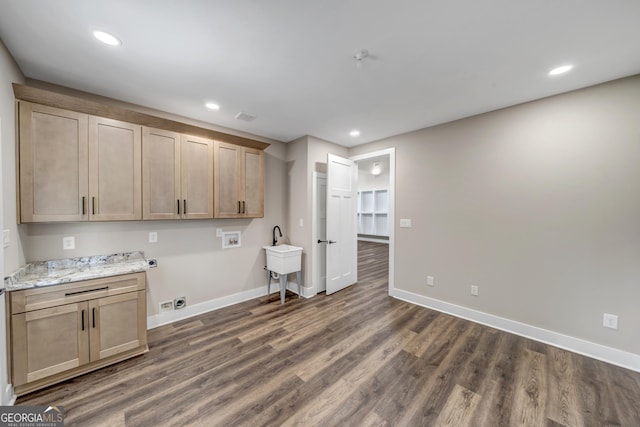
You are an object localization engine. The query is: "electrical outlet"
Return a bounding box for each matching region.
[62,236,75,250]
[159,301,173,312]
[400,219,412,228]
[149,231,158,243]
[3,229,9,248]
[603,313,618,330]
[216,228,223,237]
[427,276,434,287]
[471,285,479,296]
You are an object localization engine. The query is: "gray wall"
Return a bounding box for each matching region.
[350,75,640,355]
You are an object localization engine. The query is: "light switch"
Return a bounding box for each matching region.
[299,218,304,227]
[149,231,158,243]
[2,229,9,248]
[216,228,223,237]
[400,219,412,228]
[62,236,75,250]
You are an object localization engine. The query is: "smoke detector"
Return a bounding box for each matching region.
[235,111,257,122]
[353,48,369,61]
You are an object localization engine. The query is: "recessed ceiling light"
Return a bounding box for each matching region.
[205,102,220,110]
[548,64,573,76]
[93,31,121,46]
[349,130,360,137]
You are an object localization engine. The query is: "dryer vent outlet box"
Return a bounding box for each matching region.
[174,297,187,310]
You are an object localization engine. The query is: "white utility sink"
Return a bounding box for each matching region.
[263,245,302,275]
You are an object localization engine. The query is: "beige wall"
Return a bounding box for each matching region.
[20,144,287,316]
[0,38,26,404]
[285,135,347,290]
[350,75,640,355]
[1,59,289,319]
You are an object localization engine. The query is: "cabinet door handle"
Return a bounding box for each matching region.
[242,201,246,214]
[82,196,86,215]
[92,197,96,215]
[81,309,85,331]
[183,200,187,215]
[177,199,180,215]
[92,307,96,328]
[238,201,241,214]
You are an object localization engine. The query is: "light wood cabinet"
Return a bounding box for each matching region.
[18,102,89,222]
[89,116,142,220]
[18,99,266,223]
[214,141,264,218]
[180,134,214,219]
[18,101,142,222]
[142,127,213,219]
[8,273,148,396]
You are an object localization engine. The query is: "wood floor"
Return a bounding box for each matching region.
[17,241,640,426]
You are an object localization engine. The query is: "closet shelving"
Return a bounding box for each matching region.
[357,189,388,236]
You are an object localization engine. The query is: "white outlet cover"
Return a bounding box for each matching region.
[149,231,158,243]
[62,236,75,250]
[400,219,412,228]
[471,285,479,296]
[299,218,304,227]
[603,313,618,330]
[216,228,223,237]
[427,276,434,286]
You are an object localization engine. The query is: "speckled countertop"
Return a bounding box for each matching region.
[4,251,149,291]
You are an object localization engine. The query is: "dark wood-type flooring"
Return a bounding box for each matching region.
[17,241,640,426]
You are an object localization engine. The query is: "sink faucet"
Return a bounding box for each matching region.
[272,225,283,246]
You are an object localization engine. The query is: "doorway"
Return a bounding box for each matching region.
[312,148,395,295]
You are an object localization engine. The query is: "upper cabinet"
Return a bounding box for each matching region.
[214,141,264,218]
[19,102,88,222]
[18,102,142,222]
[89,116,142,221]
[15,84,268,224]
[180,134,214,219]
[142,127,181,220]
[142,127,214,220]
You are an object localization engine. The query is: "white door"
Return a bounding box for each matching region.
[316,175,327,292]
[325,153,358,294]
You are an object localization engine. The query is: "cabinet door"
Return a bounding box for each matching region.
[180,134,214,219]
[89,116,142,220]
[12,302,89,386]
[142,127,181,219]
[242,147,264,218]
[214,141,241,218]
[89,291,147,361]
[214,142,264,218]
[18,102,88,222]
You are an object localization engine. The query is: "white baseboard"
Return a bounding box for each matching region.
[147,282,313,329]
[148,287,267,329]
[2,384,15,406]
[391,288,640,373]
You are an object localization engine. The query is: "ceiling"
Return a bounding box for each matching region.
[1,1,639,147]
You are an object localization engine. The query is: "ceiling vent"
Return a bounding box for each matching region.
[235,112,257,122]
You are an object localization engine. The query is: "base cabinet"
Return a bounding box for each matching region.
[8,273,148,396]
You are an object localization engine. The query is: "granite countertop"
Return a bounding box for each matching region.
[4,251,149,292]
